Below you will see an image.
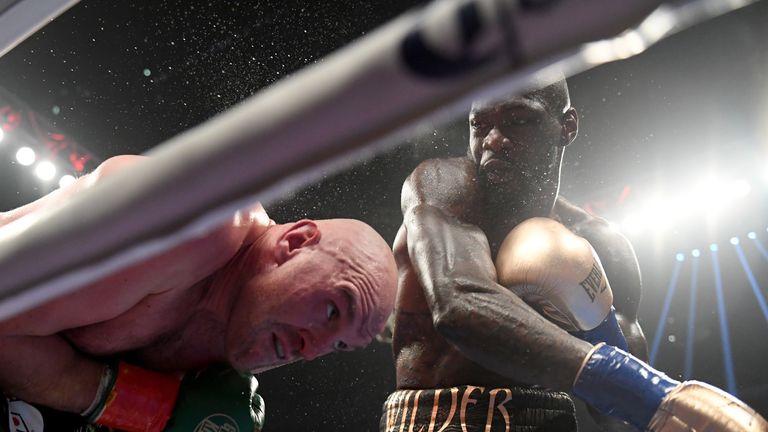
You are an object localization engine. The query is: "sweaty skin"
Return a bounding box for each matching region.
[392,85,646,430]
[0,155,397,415]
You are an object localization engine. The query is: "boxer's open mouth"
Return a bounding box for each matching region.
[273,333,285,359]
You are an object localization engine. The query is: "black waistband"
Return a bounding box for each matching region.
[380,386,577,432]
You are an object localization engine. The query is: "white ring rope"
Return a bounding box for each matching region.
[0,0,80,59]
[0,0,759,320]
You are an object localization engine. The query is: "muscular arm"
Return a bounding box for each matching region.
[402,160,592,391]
[0,155,144,413]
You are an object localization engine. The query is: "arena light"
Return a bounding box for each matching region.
[617,174,755,238]
[730,237,739,245]
[732,239,768,325]
[709,245,738,396]
[34,161,56,181]
[58,174,76,188]
[621,196,676,235]
[691,249,701,257]
[0,127,4,143]
[751,233,768,262]
[620,214,644,236]
[669,176,751,218]
[684,257,699,380]
[15,146,35,166]
[764,162,768,185]
[649,256,684,367]
[731,179,751,198]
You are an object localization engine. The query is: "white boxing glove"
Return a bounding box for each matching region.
[495,218,627,349]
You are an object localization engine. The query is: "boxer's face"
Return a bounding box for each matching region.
[227,221,396,373]
[468,95,565,198]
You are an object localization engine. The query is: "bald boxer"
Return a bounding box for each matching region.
[381,80,767,431]
[0,155,397,432]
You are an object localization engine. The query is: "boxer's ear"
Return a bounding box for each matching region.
[560,107,578,146]
[275,220,321,264]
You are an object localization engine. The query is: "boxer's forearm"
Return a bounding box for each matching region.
[434,287,593,390]
[405,204,593,390]
[0,334,103,413]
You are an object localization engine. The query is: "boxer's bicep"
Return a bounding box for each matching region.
[403,203,499,308]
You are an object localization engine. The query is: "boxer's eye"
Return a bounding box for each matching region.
[326,302,339,321]
[334,340,349,351]
[470,120,487,131]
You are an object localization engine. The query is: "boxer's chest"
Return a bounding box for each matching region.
[62,280,204,357]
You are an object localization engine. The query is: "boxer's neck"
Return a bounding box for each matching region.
[135,309,229,371]
[481,192,556,255]
[196,230,275,319]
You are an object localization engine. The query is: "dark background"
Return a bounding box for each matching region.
[0,0,767,430]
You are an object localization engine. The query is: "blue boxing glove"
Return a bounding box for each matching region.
[573,343,768,431]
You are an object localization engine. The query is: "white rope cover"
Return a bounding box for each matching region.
[0,0,758,319]
[0,0,80,58]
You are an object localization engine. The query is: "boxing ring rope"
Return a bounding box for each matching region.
[0,0,760,321]
[0,0,80,58]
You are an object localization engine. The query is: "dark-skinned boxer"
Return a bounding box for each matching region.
[381,78,767,431]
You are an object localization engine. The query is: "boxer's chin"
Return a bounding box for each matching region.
[245,357,302,374]
[230,348,299,375]
[481,170,519,190]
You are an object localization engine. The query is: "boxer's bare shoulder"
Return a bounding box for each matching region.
[403,156,480,221]
[0,202,271,345]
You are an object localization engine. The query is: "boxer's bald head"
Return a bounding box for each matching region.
[313,218,398,339]
[227,218,397,373]
[471,74,572,119]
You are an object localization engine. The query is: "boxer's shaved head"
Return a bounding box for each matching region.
[226,218,397,373]
[472,72,571,118]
